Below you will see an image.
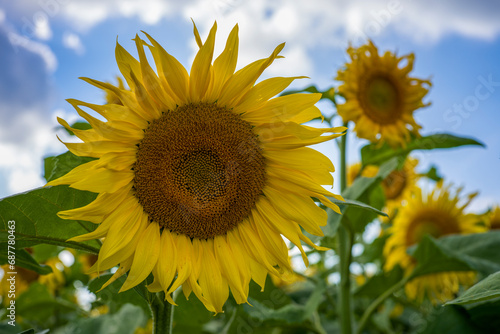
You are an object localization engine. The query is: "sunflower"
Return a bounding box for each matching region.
[384,182,485,303]
[47,22,345,313]
[336,40,431,147]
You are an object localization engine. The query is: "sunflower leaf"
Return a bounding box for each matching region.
[446,272,500,306]
[420,305,485,334]
[0,248,52,275]
[44,151,96,182]
[0,186,100,254]
[361,133,485,166]
[409,232,500,279]
[330,198,388,217]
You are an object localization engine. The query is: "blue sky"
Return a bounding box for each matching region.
[0,0,499,211]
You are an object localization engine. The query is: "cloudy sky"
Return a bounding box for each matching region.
[1,0,499,211]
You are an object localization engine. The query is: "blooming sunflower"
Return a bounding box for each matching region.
[47,22,345,313]
[384,182,485,303]
[336,40,431,147]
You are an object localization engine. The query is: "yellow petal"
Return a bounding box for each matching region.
[198,239,229,314]
[70,168,133,193]
[155,230,178,301]
[206,24,239,100]
[255,197,310,266]
[242,93,321,124]
[234,76,307,114]
[120,222,161,292]
[57,184,132,223]
[214,236,248,304]
[236,220,280,276]
[97,202,143,268]
[142,31,190,104]
[46,160,99,187]
[189,22,217,101]
[133,35,176,110]
[263,186,326,236]
[98,256,133,291]
[167,234,192,294]
[115,40,142,90]
[217,43,285,107]
[61,138,136,158]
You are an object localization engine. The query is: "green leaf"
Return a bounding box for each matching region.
[447,272,500,306]
[409,235,472,279]
[420,305,486,334]
[409,232,500,278]
[44,151,96,182]
[329,198,388,218]
[88,274,150,315]
[0,186,100,253]
[173,292,213,334]
[421,164,443,182]
[361,133,485,166]
[19,330,36,334]
[0,248,52,275]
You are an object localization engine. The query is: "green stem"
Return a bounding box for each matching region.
[356,276,409,334]
[338,122,353,334]
[150,292,174,334]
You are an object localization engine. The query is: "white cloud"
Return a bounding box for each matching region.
[33,12,52,40]
[0,109,73,196]
[62,31,85,55]
[7,31,57,72]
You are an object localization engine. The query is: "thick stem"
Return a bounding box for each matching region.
[150,292,174,334]
[338,122,353,334]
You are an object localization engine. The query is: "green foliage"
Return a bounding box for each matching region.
[447,272,500,306]
[361,133,485,166]
[0,186,99,254]
[409,232,500,278]
[0,248,52,274]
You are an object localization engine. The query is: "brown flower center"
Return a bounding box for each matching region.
[133,103,266,239]
[406,210,460,246]
[382,169,407,200]
[360,75,402,124]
